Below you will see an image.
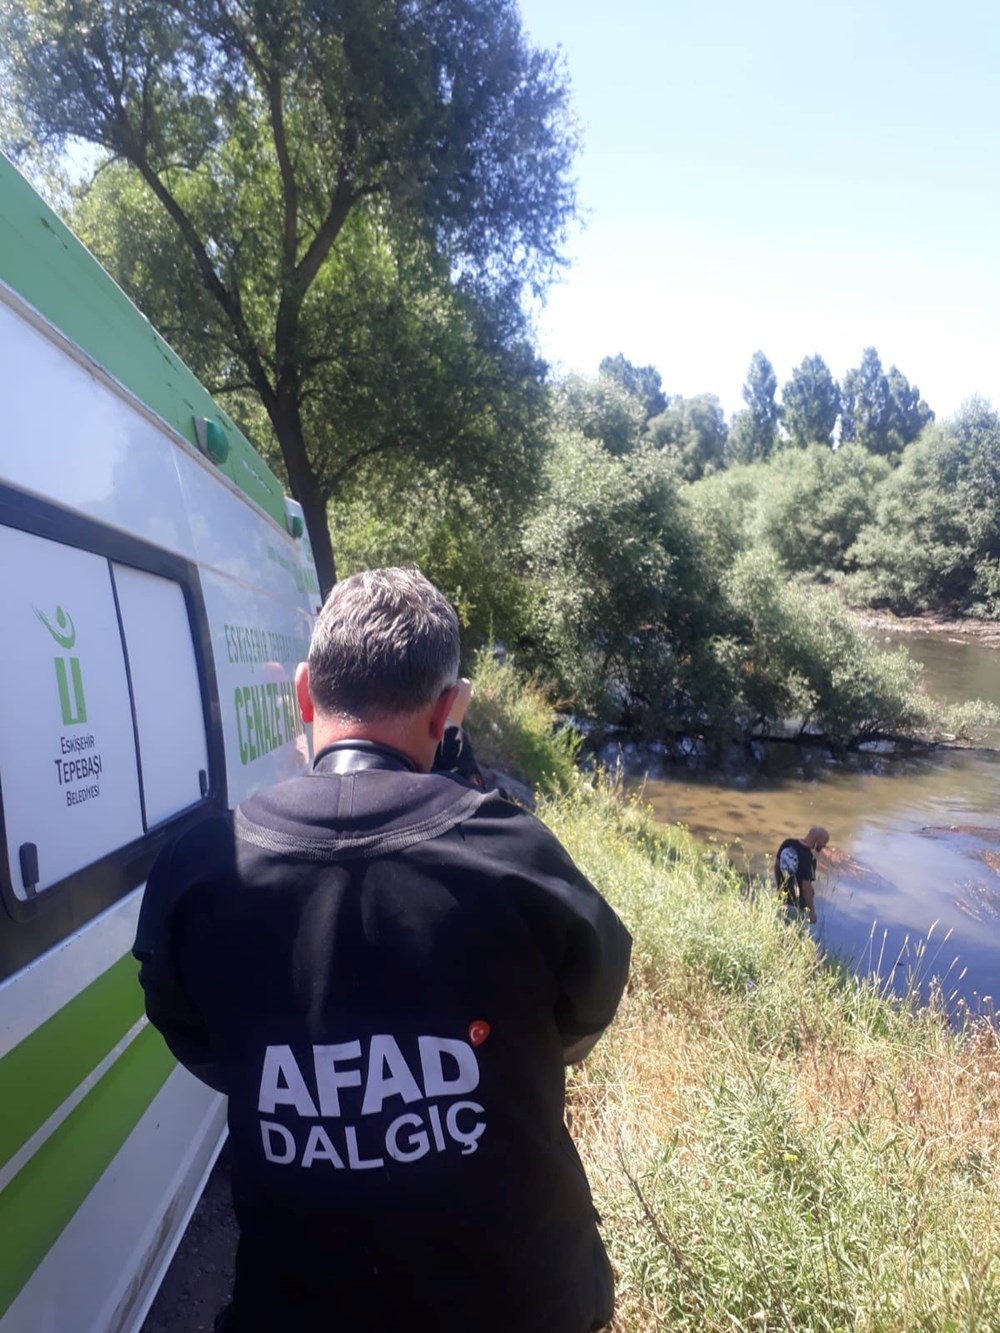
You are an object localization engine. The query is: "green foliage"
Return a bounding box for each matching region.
[841,348,934,457]
[465,650,579,793]
[685,461,769,575]
[598,353,667,420]
[556,374,647,457]
[724,350,779,464]
[781,353,841,448]
[522,431,712,723]
[757,444,890,575]
[886,363,935,447]
[849,397,1000,615]
[332,469,534,653]
[717,549,931,743]
[841,347,894,453]
[647,394,728,481]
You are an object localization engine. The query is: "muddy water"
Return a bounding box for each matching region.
[638,631,1000,1016]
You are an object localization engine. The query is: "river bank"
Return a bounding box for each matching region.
[475,661,1000,1328]
[847,604,1000,645]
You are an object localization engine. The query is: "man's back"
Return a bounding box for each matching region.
[137,745,630,1332]
[775,837,816,906]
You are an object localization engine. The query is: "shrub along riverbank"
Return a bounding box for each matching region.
[468,657,1000,1332]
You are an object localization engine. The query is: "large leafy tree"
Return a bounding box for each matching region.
[556,373,646,457]
[840,347,894,454]
[522,432,713,723]
[781,354,841,448]
[850,397,1000,614]
[647,394,728,481]
[841,349,934,457]
[598,353,668,421]
[72,164,550,557]
[2,0,577,593]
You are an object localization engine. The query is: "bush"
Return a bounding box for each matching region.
[465,650,579,793]
[848,399,1000,617]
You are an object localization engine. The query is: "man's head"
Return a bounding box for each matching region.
[804,826,830,851]
[295,567,461,769]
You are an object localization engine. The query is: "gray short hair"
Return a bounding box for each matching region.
[307,567,460,719]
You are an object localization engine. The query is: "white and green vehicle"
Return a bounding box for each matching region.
[0,154,320,1331]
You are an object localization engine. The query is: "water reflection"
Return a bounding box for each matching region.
[636,630,1000,1017]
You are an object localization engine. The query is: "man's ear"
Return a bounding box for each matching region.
[429,683,460,742]
[294,661,315,724]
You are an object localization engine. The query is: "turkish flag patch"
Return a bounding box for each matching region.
[468,1020,491,1047]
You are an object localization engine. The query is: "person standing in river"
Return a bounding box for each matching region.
[775,827,829,924]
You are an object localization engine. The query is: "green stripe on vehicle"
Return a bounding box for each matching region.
[0,953,144,1171]
[0,1022,175,1318]
[0,153,287,528]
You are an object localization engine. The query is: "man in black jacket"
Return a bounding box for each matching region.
[774,826,829,924]
[134,567,631,1333]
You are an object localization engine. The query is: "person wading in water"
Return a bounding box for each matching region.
[775,826,829,924]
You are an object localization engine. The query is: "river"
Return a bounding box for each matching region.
[635,631,1000,1018]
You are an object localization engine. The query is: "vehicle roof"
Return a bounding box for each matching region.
[0,153,288,529]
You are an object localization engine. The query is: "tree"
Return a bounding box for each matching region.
[840,348,894,455]
[849,397,1000,615]
[557,373,646,457]
[522,432,712,722]
[886,365,934,449]
[74,164,552,558]
[781,354,841,448]
[730,351,780,462]
[647,394,728,481]
[598,353,667,420]
[1,0,577,594]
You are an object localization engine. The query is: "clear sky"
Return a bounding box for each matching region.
[517,0,1000,420]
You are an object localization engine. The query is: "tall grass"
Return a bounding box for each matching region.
[475,657,1000,1332]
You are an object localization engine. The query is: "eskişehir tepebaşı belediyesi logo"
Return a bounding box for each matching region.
[35,603,103,806]
[35,603,88,726]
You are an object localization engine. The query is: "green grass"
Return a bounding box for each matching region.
[474,657,1000,1332]
[465,648,580,793]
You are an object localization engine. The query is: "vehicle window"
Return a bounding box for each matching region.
[0,524,143,899]
[112,563,210,829]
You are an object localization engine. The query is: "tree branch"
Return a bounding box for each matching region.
[294,165,358,297]
[267,73,298,268]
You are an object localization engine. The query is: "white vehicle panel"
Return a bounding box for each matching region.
[200,568,313,806]
[0,302,194,559]
[176,446,302,599]
[0,1065,226,1333]
[113,564,210,828]
[0,892,142,1056]
[0,525,143,897]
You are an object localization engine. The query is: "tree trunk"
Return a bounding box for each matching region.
[270,386,337,599]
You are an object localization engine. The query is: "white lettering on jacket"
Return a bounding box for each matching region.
[255,1033,487,1170]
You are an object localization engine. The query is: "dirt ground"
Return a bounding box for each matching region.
[141,1149,238,1333]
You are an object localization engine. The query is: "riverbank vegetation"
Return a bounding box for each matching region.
[470,663,1000,1332]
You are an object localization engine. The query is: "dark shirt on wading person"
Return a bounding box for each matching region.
[133,738,631,1333]
[775,837,817,908]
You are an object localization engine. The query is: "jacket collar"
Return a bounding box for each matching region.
[312,739,419,776]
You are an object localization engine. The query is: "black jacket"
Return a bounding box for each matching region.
[134,741,631,1333]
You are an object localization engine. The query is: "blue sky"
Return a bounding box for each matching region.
[518,0,1000,419]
